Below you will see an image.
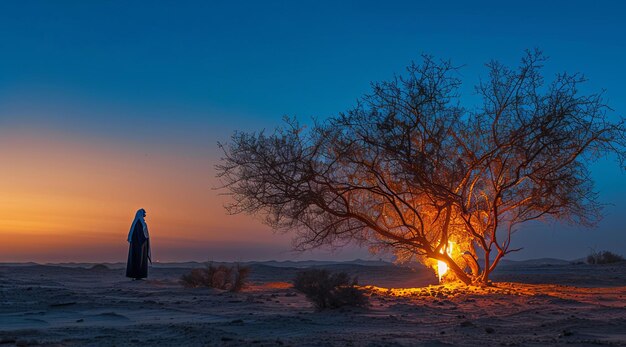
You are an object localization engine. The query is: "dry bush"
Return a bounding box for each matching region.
[587,251,625,264]
[180,263,250,291]
[232,264,251,292]
[213,265,233,289]
[293,269,368,310]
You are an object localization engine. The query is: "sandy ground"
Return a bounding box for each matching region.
[1,260,625,346]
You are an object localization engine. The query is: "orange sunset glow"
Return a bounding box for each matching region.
[0,129,291,262]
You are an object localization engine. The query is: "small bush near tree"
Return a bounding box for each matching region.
[180,263,250,292]
[587,251,625,264]
[293,269,368,310]
[231,264,250,292]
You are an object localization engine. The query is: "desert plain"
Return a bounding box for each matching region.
[1,259,625,346]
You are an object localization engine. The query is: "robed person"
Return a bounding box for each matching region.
[126,208,151,279]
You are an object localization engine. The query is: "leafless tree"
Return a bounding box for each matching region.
[217,50,625,285]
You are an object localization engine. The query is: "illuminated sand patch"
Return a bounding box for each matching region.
[360,282,626,307]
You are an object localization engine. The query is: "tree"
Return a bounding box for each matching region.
[217,51,625,285]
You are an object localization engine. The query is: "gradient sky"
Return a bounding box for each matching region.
[1,0,624,263]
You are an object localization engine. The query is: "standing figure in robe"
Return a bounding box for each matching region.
[126,208,151,279]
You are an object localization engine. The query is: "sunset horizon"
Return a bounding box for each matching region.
[2,1,625,264]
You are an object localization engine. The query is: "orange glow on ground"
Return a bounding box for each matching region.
[361,283,626,306]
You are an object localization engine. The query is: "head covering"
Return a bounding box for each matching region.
[127,208,149,242]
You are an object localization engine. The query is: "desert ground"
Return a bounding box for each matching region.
[1,259,625,346]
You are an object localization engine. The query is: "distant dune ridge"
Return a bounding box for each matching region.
[0,256,584,269]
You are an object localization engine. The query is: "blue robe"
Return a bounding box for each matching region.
[126,220,150,279]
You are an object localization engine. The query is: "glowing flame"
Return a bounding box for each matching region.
[437,241,454,282]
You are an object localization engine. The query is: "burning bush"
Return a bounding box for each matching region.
[180,263,250,292]
[218,51,625,286]
[293,269,368,310]
[587,251,625,264]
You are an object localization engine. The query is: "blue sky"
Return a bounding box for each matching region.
[0,1,624,261]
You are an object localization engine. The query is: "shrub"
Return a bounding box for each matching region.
[587,250,625,264]
[293,269,368,310]
[232,263,251,292]
[180,263,250,291]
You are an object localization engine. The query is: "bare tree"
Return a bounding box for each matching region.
[217,51,625,285]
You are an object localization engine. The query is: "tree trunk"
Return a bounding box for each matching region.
[450,263,472,285]
[462,252,480,277]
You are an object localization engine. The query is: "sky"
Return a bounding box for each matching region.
[0,0,625,263]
